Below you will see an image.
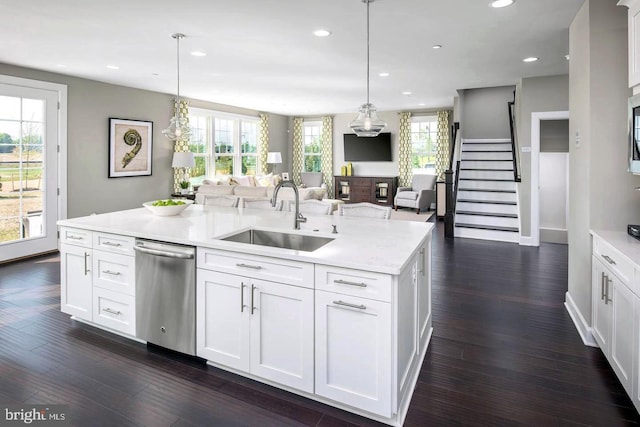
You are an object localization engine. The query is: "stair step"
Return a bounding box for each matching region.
[462,141,511,144]
[456,210,518,218]
[457,199,517,205]
[459,178,514,182]
[460,168,514,171]
[460,159,513,162]
[457,188,516,193]
[455,223,519,233]
[462,150,512,153]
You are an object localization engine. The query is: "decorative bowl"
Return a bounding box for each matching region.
[142,199,194,216]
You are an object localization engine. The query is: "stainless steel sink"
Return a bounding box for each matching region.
[221,229,333,252]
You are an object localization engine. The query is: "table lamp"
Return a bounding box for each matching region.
[267,152,282,174]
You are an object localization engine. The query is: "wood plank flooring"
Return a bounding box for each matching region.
[1,221,638,426]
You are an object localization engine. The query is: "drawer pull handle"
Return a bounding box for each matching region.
[102,270,121,276]
[84,252,90,275]
[333,300,367,310]
[251,284,257,315]
[240,282,246,313]
[602,255,616,265]
[67,235,83,240]
[236,263,262,270]
[103,308,122,316]
[334,279,367,288]
[601,272,606,301]
[103,242,122,247]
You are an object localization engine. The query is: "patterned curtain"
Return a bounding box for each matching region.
[435,110,451,180]
[173,99,190,193]
[321,116,333,197]
[258,113,269,175]
[398,112,412,187]
[292,118,304,185]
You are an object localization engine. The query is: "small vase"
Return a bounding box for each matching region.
[180,188,190,195]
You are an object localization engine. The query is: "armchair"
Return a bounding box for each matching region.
[394,174,437,214]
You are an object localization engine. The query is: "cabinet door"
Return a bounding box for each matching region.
[250,279,314,393]
[610,276,635,396]
[315,290,392,417]
[196,270,250,372]
[628,0,640,87]
[417,238,432,353]
[60,243,92,320]
[592,257,611,352]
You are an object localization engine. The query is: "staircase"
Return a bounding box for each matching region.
[454,138,520,243]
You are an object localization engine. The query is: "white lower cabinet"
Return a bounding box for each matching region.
[314,290,392,417]
[60,243,93,320]
[93,287,136,335]
[197,269,314,393]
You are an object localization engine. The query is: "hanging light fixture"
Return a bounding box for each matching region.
[349,0,386,137]
[163,33,192,141]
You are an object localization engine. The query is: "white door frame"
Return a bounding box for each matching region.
[530,110,569,247]
[0,74,67,261]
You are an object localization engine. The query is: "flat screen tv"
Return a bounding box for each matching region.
[343,133,392,162]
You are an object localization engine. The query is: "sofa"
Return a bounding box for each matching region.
[394,174,437,214]
[195,173,327,205]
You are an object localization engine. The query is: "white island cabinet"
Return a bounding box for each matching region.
[58,205,433,426]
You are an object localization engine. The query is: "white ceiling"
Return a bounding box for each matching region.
[0,0,584,116]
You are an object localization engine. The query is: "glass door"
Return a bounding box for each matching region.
[0,82,60,262]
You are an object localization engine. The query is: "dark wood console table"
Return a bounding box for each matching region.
[334,176,398,206]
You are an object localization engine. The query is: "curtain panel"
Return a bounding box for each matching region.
[258,113,269,175]
[321,116,334,196]
[173,99,190,193]
[435,110,451,180]
[398,112,412,187]
[292,118,304,185]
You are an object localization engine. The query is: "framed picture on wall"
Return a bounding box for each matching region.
[282,172,290,181]
[109,118,153,178]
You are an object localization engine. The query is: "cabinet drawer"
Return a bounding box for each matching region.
[92,287,135,336]
[60,227,92,248]
[93,251,135,296]
[198,248,314,288]
[315,265,392,302]
[594,236,634,285]
[93,233,135,256]
[352,178,372,187]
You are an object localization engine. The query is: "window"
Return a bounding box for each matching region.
[303,121,321,172]
[188,108,259,183]
[411,116,437,174]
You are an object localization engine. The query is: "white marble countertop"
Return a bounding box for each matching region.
[591,229,640,266]
[58,205,434,275]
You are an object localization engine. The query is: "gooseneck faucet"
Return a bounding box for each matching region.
[272,180,307,230]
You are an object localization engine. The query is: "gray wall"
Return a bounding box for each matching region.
[567,0,637,327]
[0,63,289,218]
[540,120,569,152]
[517,75,570,236]
[459,86,515,139]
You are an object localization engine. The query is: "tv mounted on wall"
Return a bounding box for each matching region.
[343,132,392,162]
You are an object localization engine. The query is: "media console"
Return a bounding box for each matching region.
[334,176,398,206]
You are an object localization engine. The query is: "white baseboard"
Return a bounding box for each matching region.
[564,291,597,347]
[519,235,535,246]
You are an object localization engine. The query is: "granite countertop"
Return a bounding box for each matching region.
[58,205,434,275]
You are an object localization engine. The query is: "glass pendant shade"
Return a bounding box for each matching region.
[350,0,386,137]
[349,103,386,137]
[163,33,192,142]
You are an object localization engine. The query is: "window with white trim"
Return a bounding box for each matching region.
[303,121,321,172]
[411,115,437,174]
[188,108,258,184]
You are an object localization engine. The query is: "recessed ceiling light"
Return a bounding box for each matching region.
[106,65,119,70]
[191,51,207,57]
[402,91,412,96]
[313,29,331,37]
[418,103,426,106]
[56,64,67,68]
[522,57,538,63]
[379,72,390,77]
[432,45,442,49]
[565,54,570,60]
[490,0,514,8]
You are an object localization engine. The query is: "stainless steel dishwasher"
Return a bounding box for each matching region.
[134,239,196,356]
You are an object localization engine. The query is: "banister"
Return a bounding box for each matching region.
[508,91,521,182]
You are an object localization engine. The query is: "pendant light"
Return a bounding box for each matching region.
[163,33,192,141]
[349,0,386,137]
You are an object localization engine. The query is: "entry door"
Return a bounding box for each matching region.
[0,83,60,262]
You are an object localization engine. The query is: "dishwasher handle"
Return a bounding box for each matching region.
[134,245,195,259]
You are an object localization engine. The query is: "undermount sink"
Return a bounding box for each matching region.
[221,229,334,252]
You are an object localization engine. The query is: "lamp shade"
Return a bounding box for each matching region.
[171,151,195,168]
[267,152,282,164]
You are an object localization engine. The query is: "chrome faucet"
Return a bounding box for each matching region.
[272,180,307,230]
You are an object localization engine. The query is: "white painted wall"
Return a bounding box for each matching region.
[539,152,568,243]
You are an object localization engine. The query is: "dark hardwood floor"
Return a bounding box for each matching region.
[1,221,639,426]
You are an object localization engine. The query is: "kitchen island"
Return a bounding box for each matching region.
[58,204,433,426]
